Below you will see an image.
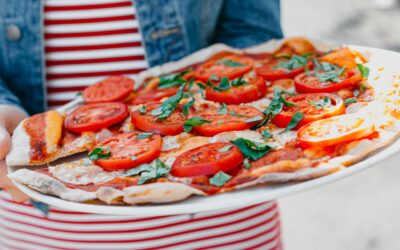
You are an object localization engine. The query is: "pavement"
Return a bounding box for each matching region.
[280,1,400,249]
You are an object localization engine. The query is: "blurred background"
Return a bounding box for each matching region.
[280,0,400,249]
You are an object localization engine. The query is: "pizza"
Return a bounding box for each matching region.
[7,37,400,205]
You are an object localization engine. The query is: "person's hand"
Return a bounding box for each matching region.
[0,104,29,202]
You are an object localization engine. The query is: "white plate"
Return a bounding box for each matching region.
[9,44,400,216]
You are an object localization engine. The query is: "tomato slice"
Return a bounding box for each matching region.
[255,59,312,81]
[205,77,267,104]
[171,142,244,177]
[65,102,128,133]
[190,105,265,136]
[83,76,134,103]
[131,102,185,136]
[131,88,178,105]
[193,55,254,82]
[92,132,162,171]
[297,114,376,148]
[294,69,362,93]
[272,93,345,129]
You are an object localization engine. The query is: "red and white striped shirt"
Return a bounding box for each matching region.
[0,0,282,249]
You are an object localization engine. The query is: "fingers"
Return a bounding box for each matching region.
[0,160,30,202]
[0,125,11,160]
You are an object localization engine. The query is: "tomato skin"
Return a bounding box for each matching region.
[83,75,134,103]
[65,102,128,133]
[171,142,244,177]
[205,77,267,105]
[191,105,265,136]
[294,69,362,93]
[297,114,376,149]
[255,60,312,81]
[131,88,178,105]
[271,93,345,129]
[131,102,184,136]
[93,132,162,171]
[194,55,254,82]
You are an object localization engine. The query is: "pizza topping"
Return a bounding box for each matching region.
[217,103,228,114]
[230,138,274,161]
[356,64,370,79]
[136,132,155,140]
[88,146,111,160]
[83,76,134,103]
[150,84,185,119]
[183,117,211,132]
[189,105,265,136]
[183,97,195,116]
[171,142,243,177]
[344,97,358,105]
[209,171,232,187]
[158,70,189,89]
[261,129,273,140]
[91,132,162,171]
[123,159,170,185]
[132,87,179,105]
[297,114,376,148]
[65,102,128,133]
[271,93,345,129]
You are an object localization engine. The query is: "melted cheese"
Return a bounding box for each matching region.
[209,130,265,144]
[161,132,190,151]
[241,97,270,112]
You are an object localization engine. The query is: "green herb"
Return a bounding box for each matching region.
[353,90,360,97]
[261,129,273,140]
[137,159,170,184]
[309,96,331,109]
[183,97,195,116]
[122,163,153,177]
[356,63,370,79]
[243,158,251,169]
[213,76,230,91]
[281,112,304,133]
[136,132,154,140]
[231,138,274,161]
[183,117,211,132]
[218,145,233,152]
[138,105,146,114]
[217,59,245,67]
[151,83,185,119]
[229,110,247,117]
[217,103,228,115]
[314,67,346,82]
[88,146,111,161]
[245,115,264,123]
[313,59,340,71]
[208,75,219,82]
[273,54,311,70]
[158,70,188,89]
[344,97,357,105]
[231,76,247,87]
[209,171,232,187]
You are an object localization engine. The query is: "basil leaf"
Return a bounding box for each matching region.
[243,158,251,169]
[245,115,264,123]
[356,63,370,79]
[183,117,211,132]
[273,54,310,70]
[138,105,146,114]
[158,70,188,89]
[136,132,154,140]
[213,76,230,91]
[123,164,153,177]
[281,112,304,133]
[138,159,170,185]
[309,96,331,109]
[229,110,247,117]
[183,97,195,117]
[151,83,185,119]
[231,76,247,87]
[218,145,233,153]
[353,89,360,97]
[344,97,357,105]
[89,146,111,161]
[261,129,273,140]
[217,59,245,67]
[209,171,232,187]
[313,59,340,71]
[231,138,274,161]
[217,103,228,115]
[314,67,346,82]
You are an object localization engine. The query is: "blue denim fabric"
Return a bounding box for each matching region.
[0,0,283,115]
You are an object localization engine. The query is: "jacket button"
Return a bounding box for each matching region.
[6,24,22,41]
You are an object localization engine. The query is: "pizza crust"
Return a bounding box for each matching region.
[6,123,31,167]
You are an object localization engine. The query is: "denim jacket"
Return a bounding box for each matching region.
[0,0,283,115]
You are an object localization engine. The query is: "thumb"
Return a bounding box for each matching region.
[0,160,30,202]
[0,125,11,160]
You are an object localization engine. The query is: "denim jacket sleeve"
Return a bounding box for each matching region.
[0,76,24,110]
[213,0,283,48]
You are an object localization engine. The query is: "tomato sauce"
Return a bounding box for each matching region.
[24,113,48,162]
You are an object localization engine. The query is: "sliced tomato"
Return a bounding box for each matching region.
[131,102,185,135]
[190,105,264,136]
[255,59,312,81]
[193,55,254,82]
[131,88,178,105]
[294,69,362,93]
[65,102,128,133]
[205,77,267,104]
[297,114,376,148]
[272,93,345,129]
[171,142,244,177]
[83,75,134,103]
[92,132,162,171]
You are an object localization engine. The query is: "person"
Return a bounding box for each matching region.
[0,0,283,249]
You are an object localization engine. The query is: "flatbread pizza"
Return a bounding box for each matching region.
[7,38,400,205]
